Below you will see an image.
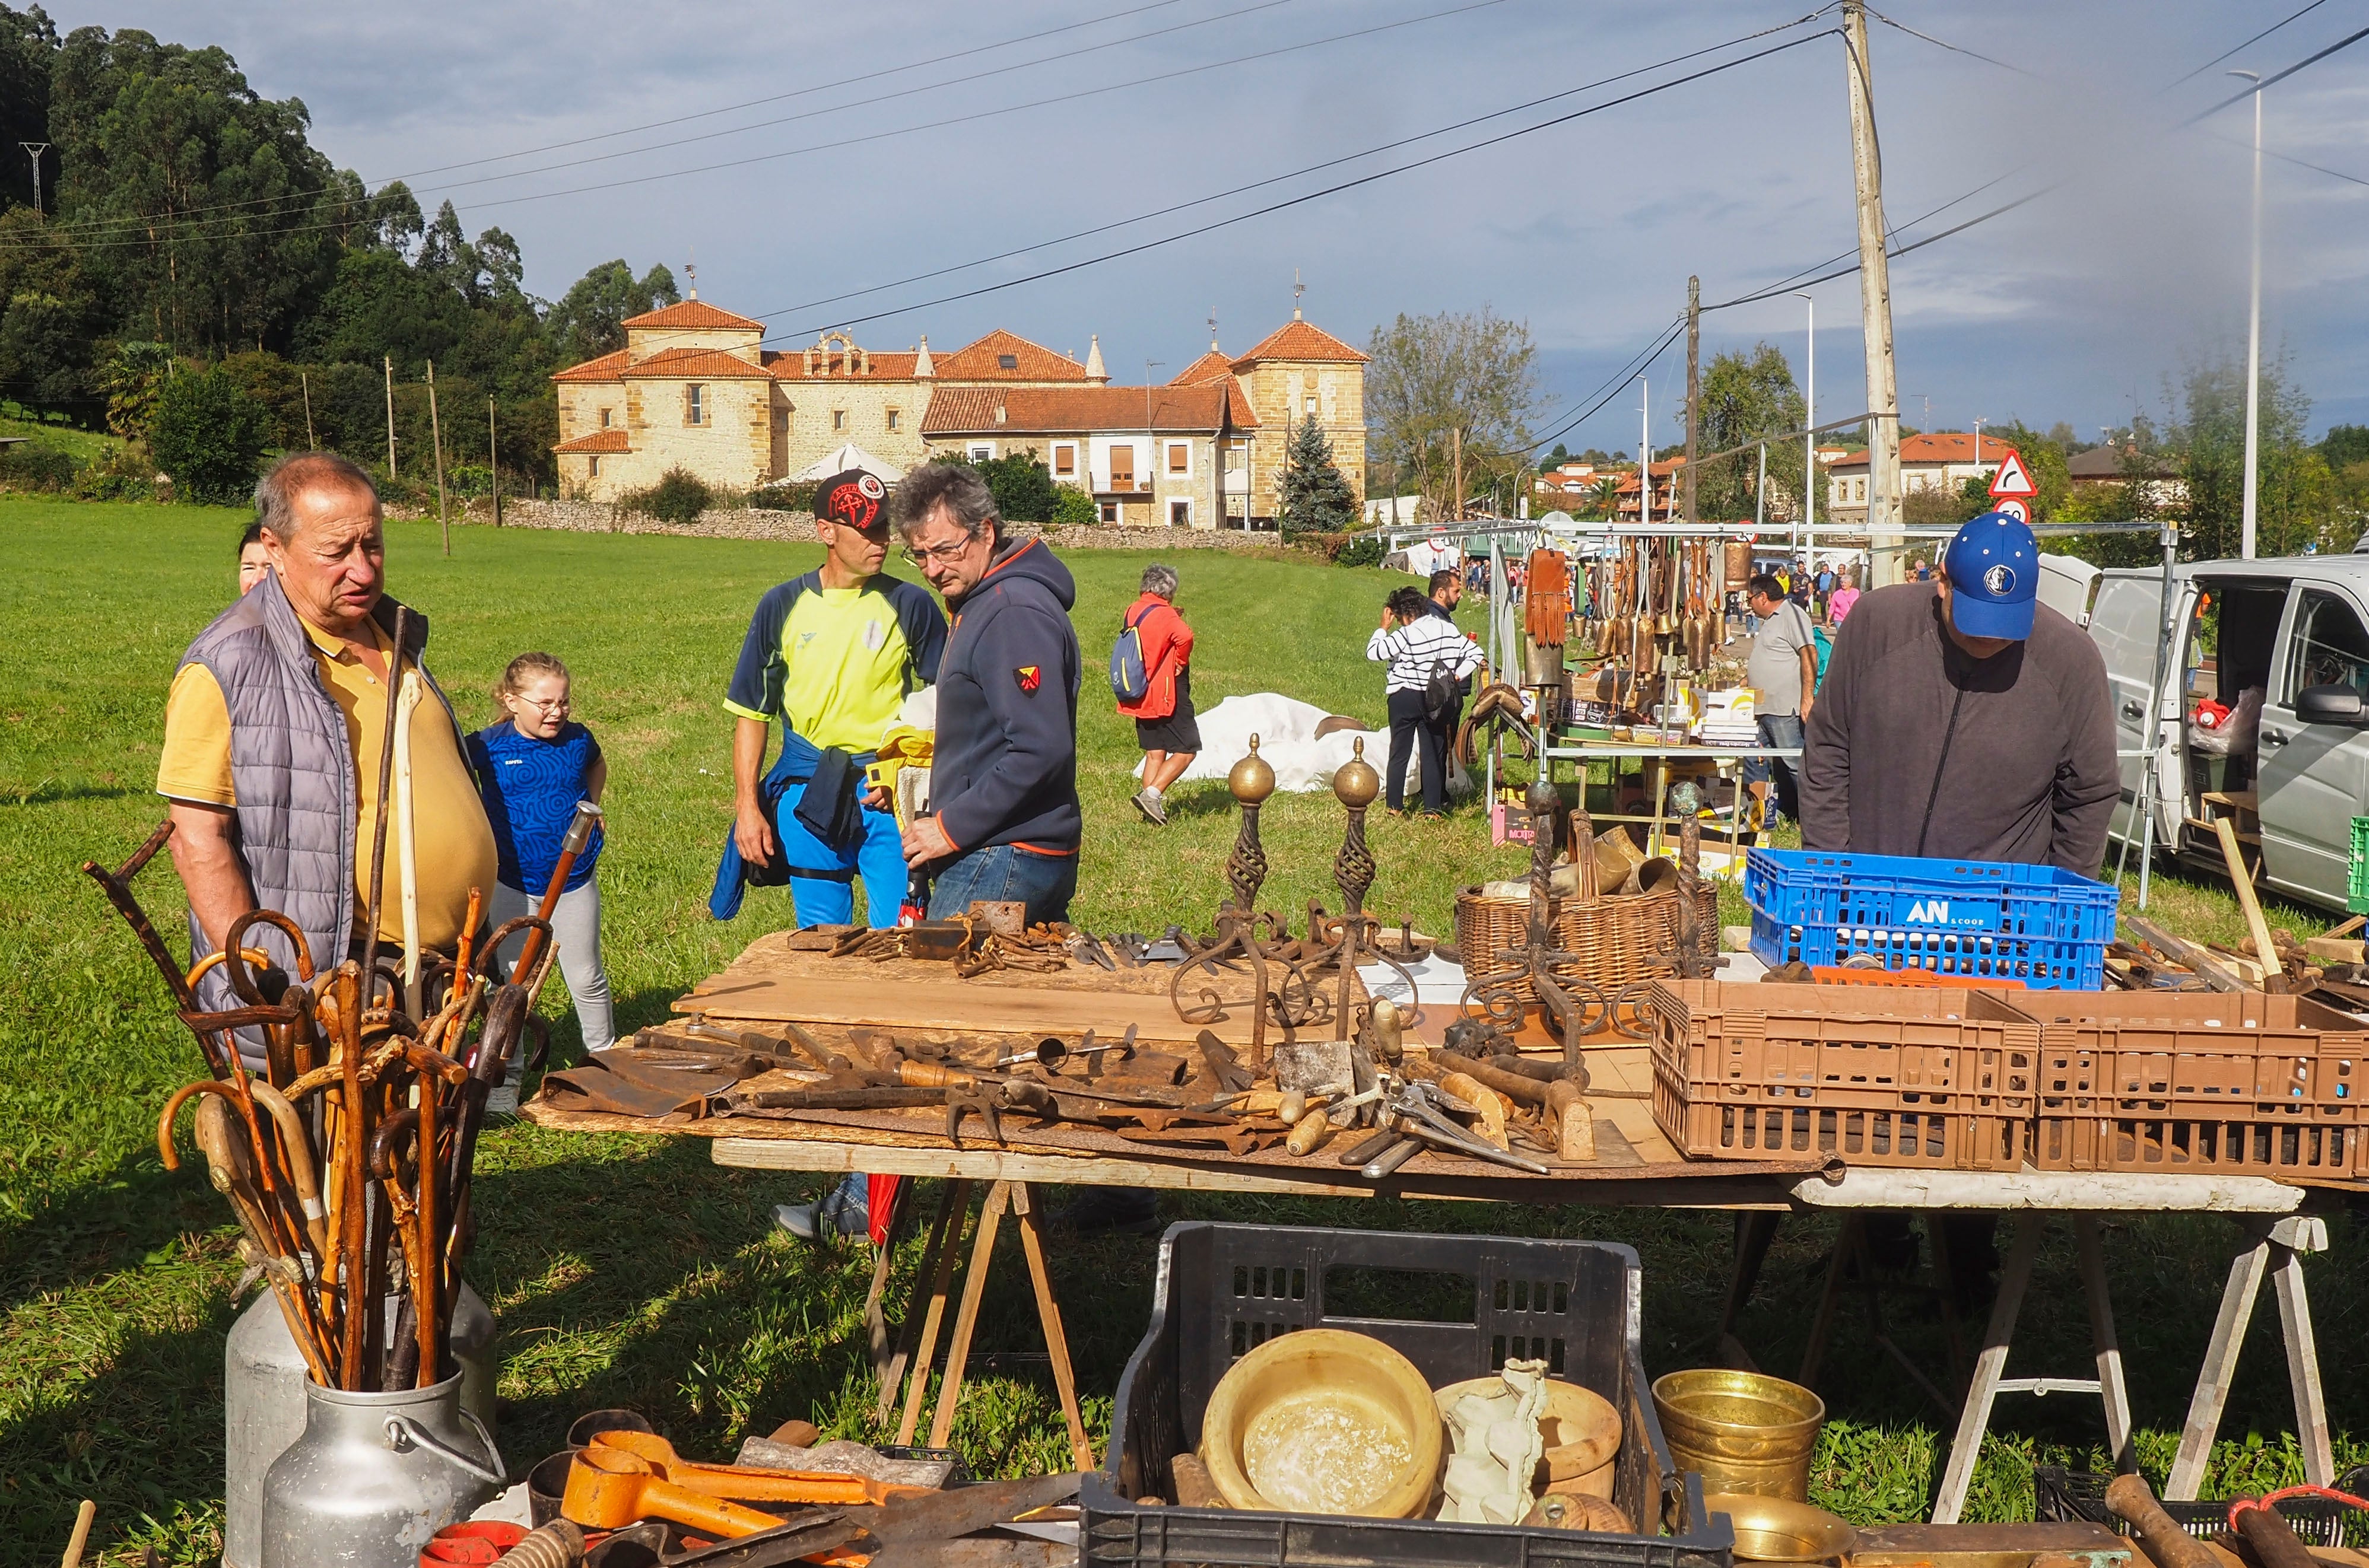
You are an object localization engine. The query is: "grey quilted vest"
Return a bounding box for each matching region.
[178,572,468,1030]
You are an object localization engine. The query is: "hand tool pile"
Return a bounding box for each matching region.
[84,821,551,1394]
[790,911,1204,977]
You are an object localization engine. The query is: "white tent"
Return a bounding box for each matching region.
[786,443,905,484]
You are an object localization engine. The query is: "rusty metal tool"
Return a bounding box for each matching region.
[2104,1475,2219,1568]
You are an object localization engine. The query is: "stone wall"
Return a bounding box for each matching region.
[484,498,1291,551]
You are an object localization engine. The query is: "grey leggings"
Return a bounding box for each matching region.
[490,879,615,1052]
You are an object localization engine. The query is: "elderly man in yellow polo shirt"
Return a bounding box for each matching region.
[158,451,495,1048]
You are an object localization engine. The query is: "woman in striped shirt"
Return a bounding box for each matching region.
[1365,586,1485,816]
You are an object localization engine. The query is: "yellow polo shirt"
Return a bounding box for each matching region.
[157,615,498,954]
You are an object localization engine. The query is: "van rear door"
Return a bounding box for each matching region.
[2089,570,2189,850]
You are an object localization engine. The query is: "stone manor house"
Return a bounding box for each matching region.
[550,297,1366,529]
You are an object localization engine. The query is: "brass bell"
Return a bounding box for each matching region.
[1332,734,1381,810]
[1228,734,1276,805]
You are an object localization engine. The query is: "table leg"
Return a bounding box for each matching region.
[2167,1216,2274,1500]
[877,1179,966,1427]
[864,1181,919,1400]
[1797,1214,1863,1389]
[2269,1223,2335,1486]
[1933,1212,2043,1525]
[1718,1212,1782,1342]
[894,1178,975,1446]
[2073,1216,2136,1475]
[927,1180,1011,1451]
[1011,1183,1095,1472]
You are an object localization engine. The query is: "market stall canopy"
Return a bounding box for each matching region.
[787,443,905,484]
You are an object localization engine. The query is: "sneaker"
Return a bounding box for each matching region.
[776,1173,870,1242]
[1132,788,1168,826]
[1047,1186,1162,1235]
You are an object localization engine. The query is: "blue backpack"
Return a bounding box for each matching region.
[1109,603,1152,702]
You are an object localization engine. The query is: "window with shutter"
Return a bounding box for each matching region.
[1110,446,1135,484]
[1167,443,1187,473]
[1053,444,1075,476]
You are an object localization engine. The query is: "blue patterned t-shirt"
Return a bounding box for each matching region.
[466,721,604,894]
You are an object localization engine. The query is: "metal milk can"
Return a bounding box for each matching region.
[261,1368,505,1567]
[224,1284,497,1568]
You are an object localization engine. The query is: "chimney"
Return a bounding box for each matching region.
[914,335,934,379]
[1084,334,1107,384]
[995,404,1006,426]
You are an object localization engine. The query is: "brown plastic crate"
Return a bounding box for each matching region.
[1646,981,2037,1170]
[2022,994,2368,1175]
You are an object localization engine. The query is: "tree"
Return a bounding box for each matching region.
[974,448,1058,523]
[1050,484,1098,527]
[1538,441,1570,473]
[2319,424,2369,471]
[1277,415,1357,535]
[97,339,172,437]
[2164,347,2323,560]
[1692,342,1805,521]
[1365,306,1541,519]
[0,5,57,218]
[150,364,268,501]
[1589,475,1621,520]
[546,259,679,365]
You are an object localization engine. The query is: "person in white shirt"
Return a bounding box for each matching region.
[1366,586,1484,817]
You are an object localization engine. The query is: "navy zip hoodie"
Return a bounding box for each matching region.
[932,535,1082,856]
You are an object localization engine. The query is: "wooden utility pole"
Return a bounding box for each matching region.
[426,361,449,555]
[1842,0,1903,584]
[1683,274,1700,528]
[1451,426,1465,521]
[301,370,316,450]
[383,356,397,479]
[488,396,502,527]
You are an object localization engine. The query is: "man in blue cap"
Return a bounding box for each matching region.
[1799,512,2117,873]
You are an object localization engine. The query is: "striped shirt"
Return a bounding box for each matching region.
[1366,616,1484,695]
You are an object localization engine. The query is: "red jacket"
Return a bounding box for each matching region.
[1116,593,1193,719]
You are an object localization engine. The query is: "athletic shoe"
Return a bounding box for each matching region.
[776,1173,870,1242]
[1132,788,1168,826]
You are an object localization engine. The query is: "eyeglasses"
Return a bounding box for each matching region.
[520,696,571,714]
[901,537,974,566]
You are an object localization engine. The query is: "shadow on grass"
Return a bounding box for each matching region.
[0,1144,221,1315]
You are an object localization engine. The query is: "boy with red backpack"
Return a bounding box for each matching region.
[1113,562,1198,826]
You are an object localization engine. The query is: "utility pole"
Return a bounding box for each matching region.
[1683,275,1700,528]
[18,142,46,213]
[1841,0,1902,583]
[1793,292,1815,558]
[488,396,502,527]
[2233,68,2263,558]
[1638,377,1650,531]
[427,360,449,557]
[300,370,316,450]
[1756,442,1768,533]
[1451,426,1465,521]
[383,355,397,480]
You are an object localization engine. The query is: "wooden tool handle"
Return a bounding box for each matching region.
[1286,1114,1333,1157]
[1170,1453,1224,1508]
[2234,1504,2322,1568]
[2105,1474,2219,1568]
[1545,1079,1595,1161]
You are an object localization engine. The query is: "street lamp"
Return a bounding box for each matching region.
[2231,68,2263,559]
[1792,292,1815,567]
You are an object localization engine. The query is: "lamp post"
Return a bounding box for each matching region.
[1792,292,1815,568]
[2231,68,2263,559]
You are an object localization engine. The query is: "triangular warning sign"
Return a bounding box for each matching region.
[1988,449,2037,498]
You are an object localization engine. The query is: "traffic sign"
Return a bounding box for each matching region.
[1993,497,2031,524]
[1987,449,2037,499]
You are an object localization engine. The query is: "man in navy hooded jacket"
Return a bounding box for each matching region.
[890,462,1082,922]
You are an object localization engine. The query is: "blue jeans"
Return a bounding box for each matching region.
[926,844,1078,925]
[773,782,910,928]
[1744,713,1805,823]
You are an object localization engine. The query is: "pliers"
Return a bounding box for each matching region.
[943,1084,1005,1147]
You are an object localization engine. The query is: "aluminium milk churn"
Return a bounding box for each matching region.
[260,1369,505,1567]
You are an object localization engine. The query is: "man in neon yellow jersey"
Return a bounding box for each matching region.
[713,469,947,930]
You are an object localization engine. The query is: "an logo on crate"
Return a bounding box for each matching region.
[1903,899,1952,924]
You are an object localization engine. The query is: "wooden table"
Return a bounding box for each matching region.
[525,933,2339,1519]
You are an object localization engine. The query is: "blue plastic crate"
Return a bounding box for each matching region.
[1745,848,2117,990]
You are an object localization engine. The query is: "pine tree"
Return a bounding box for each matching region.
[1276,414,1358,535]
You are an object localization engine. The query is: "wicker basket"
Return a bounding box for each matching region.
[1456,882,1719,998]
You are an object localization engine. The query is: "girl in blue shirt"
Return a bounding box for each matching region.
[468,652,614,1052]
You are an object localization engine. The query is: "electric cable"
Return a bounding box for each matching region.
[2183,21,2369,124]
[2167,0,2330,88]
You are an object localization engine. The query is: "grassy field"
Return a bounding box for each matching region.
[0,498,2361,1564]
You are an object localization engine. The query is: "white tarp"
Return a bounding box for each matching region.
[1139,692,1468,797]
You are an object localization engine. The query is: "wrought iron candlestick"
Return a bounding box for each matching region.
[1461,774,1609,1065]
[1173,736,1314,1061]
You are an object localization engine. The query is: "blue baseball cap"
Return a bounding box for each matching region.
[1942,512,2038,640]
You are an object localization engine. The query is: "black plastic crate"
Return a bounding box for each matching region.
[2033,1466,2365,1548]
[1079,1222,1730,1568]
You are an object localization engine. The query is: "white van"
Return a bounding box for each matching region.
[2072,553,2369,913]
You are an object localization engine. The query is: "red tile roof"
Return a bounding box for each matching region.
[623,300,766,331]
[932,330,1091,381]
[1826,433,2008,470]
[920,384,1246,436]
[1170,349,1237,386]
[618,346,772,380]
[1233,318,1368,365]
[761,348,923,381]
[553,430,631,454]
[551,349,630,384]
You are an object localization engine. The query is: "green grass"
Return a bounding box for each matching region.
[0,411,128,469]
[0,498,2361,1564]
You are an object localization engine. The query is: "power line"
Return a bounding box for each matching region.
[1863,7,2042,79]
[755,5,1838,323]
[2168,0,2330,87]
[2183,21,2369,124]
[7,0,1510,251]
[760,27,1840,344]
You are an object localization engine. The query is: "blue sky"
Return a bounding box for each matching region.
[47,1,2369,447]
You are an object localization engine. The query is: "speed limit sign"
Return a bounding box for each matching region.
[1993,497,2031,524]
